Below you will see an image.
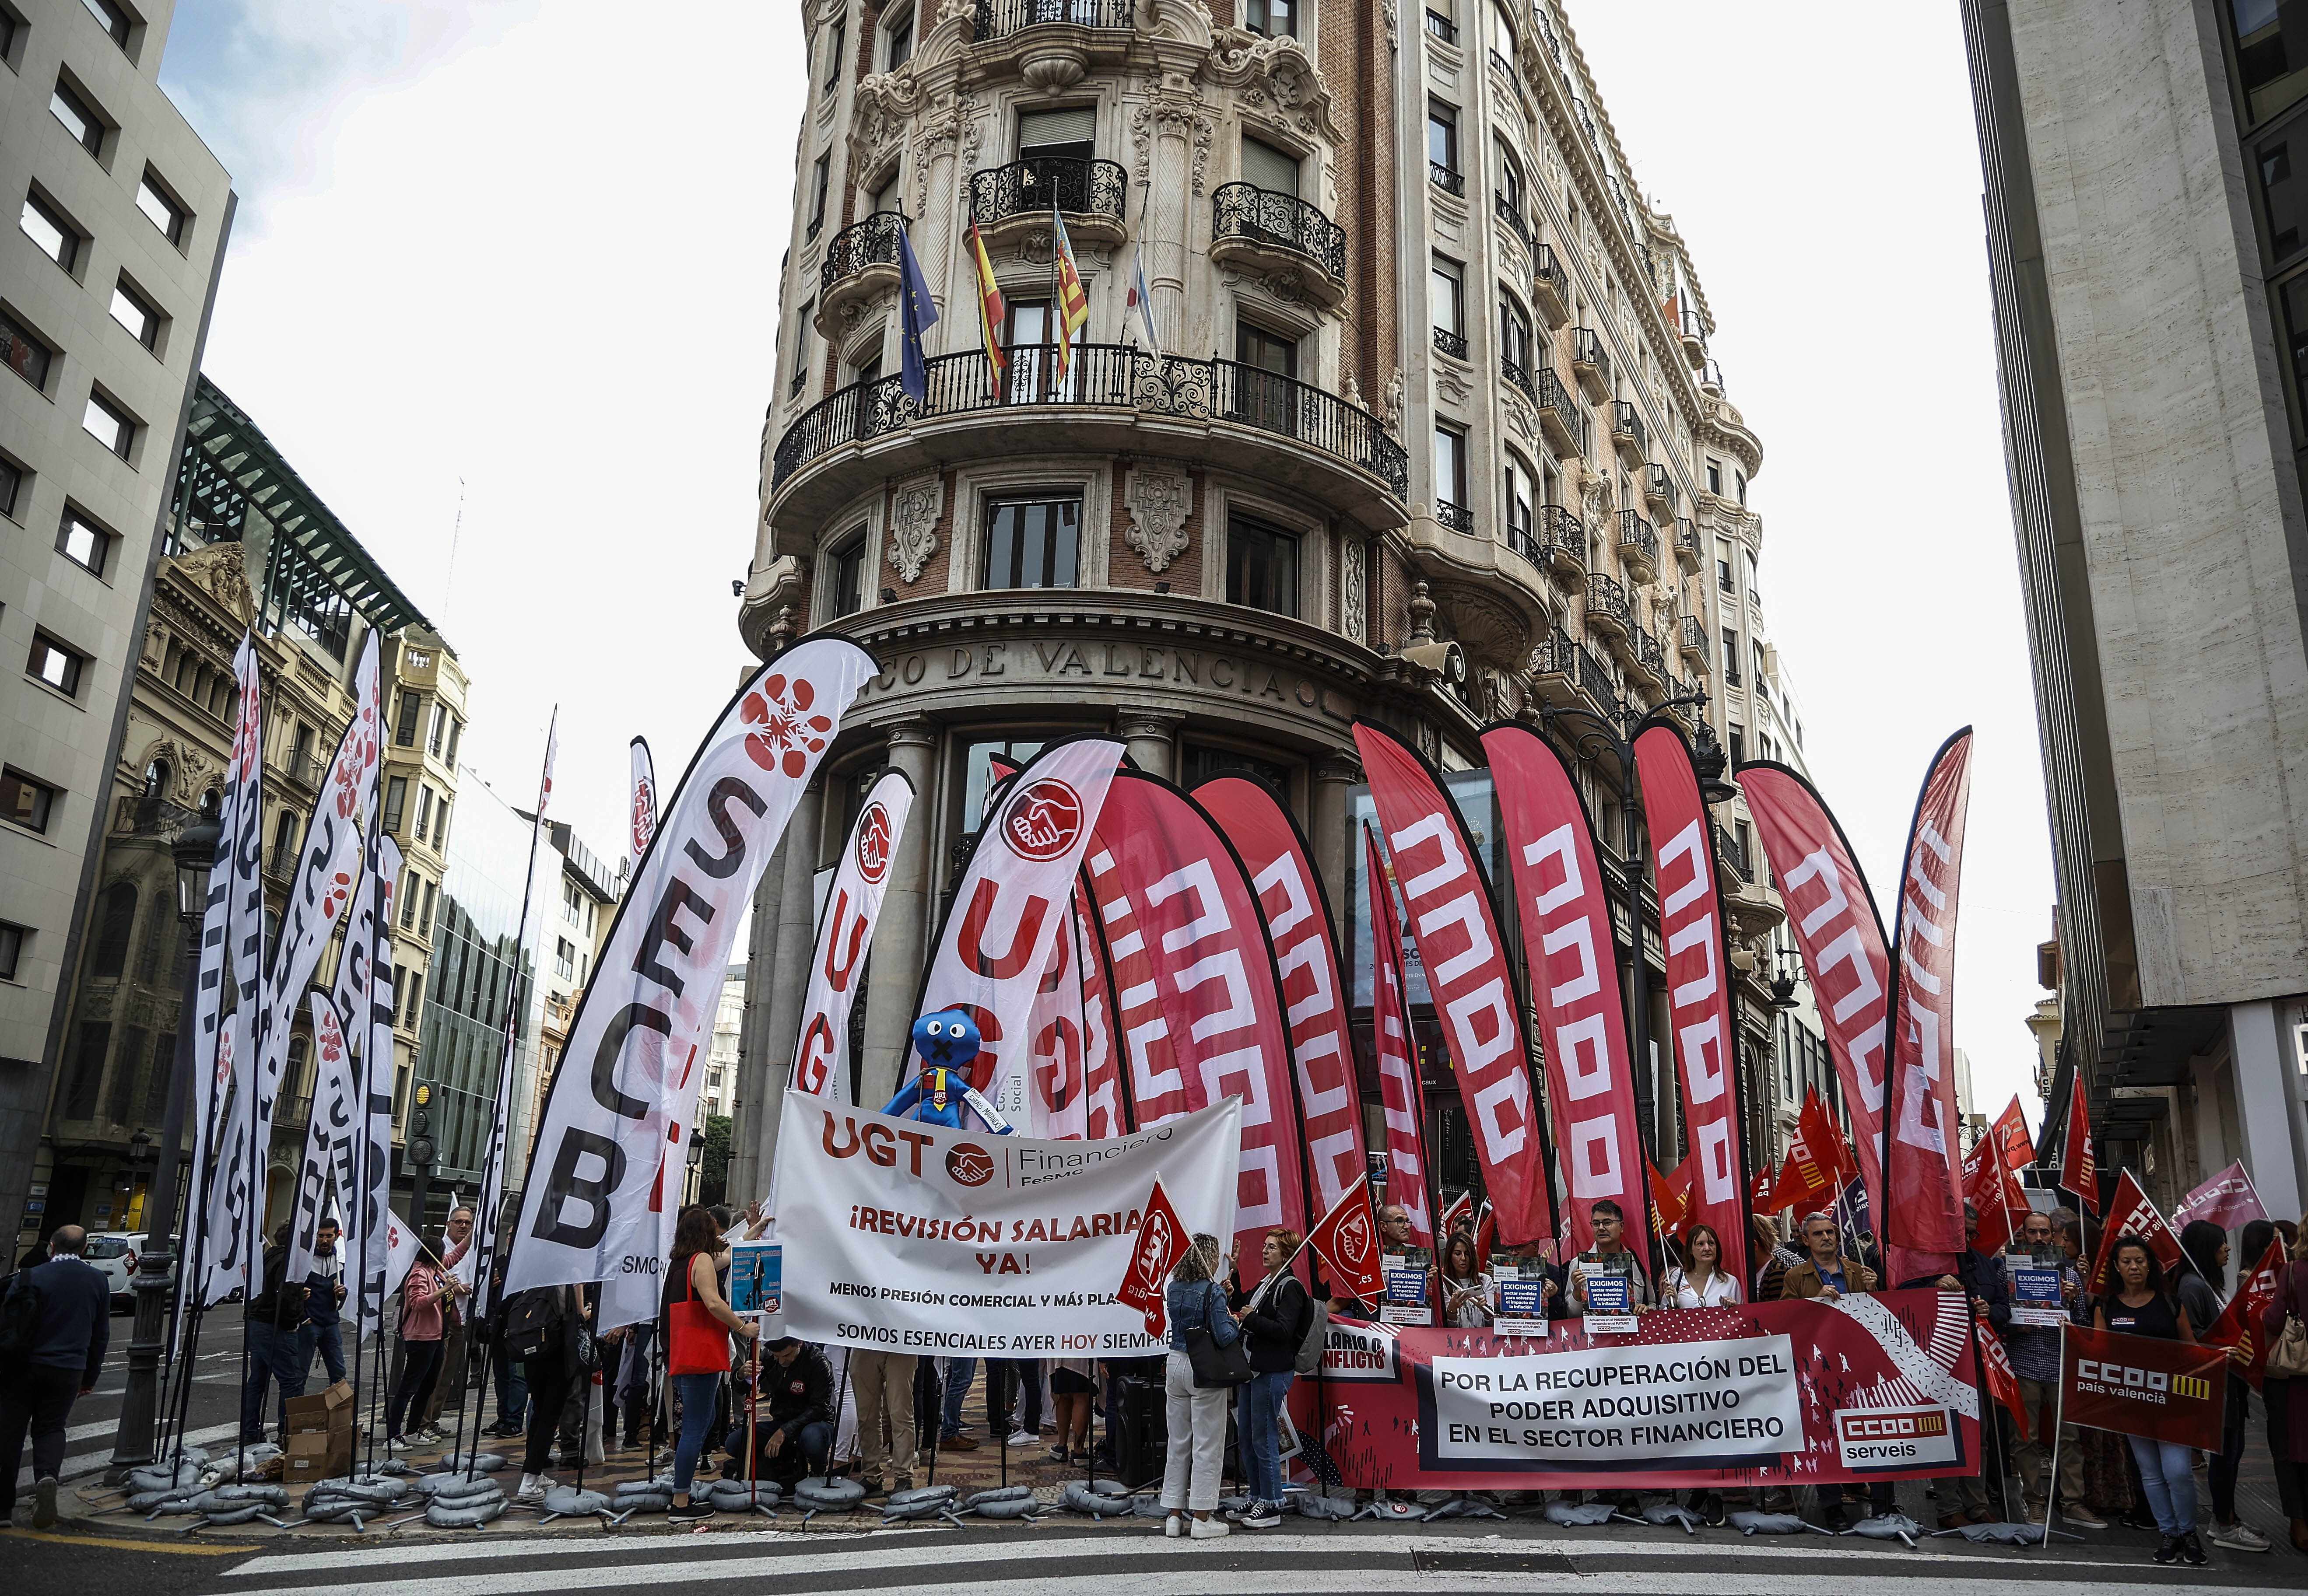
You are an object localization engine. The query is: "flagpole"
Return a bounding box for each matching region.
[2037,1322,2064,1551]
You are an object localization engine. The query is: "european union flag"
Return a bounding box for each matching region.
[898,223,939,403]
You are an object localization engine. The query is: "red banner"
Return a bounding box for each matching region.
[2061,1322,2227,1449]
[1083,773,1307,1282]
[1735,763,1890,1237]
[1018,873,1089,1138]
[2059,1067,2098,1217]
[1307,1180,1385,1304]
[1317,1289,1983,1489]
[1356,723,1551,1246]
[1366,824,1435,1246]
[1198,776,1370,1215]
[1883,729,1975,1283]
[1480,724,1643,1262]
[2204,1239,2288,1388]
[2173,1160,2269,1233]
[2090,1170,2185,1288]
[1633,724,1751,1288]
[1073,880,1125,1140]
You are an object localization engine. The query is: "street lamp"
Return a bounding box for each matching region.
[108,815,217,1480]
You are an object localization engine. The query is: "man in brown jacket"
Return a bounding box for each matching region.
[1779,1212,1877,1302]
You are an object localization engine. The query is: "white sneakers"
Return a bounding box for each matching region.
[1005,1430,1036,1448]
[2209,1521,2272,1553]
[1164,1512,1184,1538]
[1189,1515,1231,1539]
[514,1474,551,1503]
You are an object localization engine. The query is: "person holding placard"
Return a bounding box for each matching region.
[1435,1230,1496,1329]
[1489,1240,1559,1336]
[1780,1211,1876,1302]
[1566,1200,1649,1331]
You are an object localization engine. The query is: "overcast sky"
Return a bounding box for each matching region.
[160,2,2056,1132]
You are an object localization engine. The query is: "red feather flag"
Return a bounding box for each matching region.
[2088,1169,2185,1290]
[2059,1067,2098,1218]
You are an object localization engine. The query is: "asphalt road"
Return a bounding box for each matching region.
[5,1519,2305,1596]
[15,1307,251,1494]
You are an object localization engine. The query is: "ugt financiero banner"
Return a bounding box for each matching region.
[776,1094,1241,1357]
[1318,1289,1983,1491]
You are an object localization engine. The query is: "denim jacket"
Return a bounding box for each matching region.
[1166,1278,1240,1353]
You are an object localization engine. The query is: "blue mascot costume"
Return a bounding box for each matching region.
[880,1010,1012,1132]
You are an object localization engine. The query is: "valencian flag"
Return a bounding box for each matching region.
[1116,1175,1189,1337]
[1306,1180,1386,1305]
[2204,1238,2289,1388]
[1880,729,1975,1285]
[1052,205,1090,381]
[966,218,1006,394]
[897,220,939,402]
[2089,1169,2185,1289]
[2062,1323,2228,1449]
[2059,1065,2098,1216]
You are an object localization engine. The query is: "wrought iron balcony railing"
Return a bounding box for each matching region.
[1617,509,1657,570]
[1494,192,1532,248]
[974,0,1133,39]
[1579,642,1619,709]
[1211,182,1346,284]
[819,210,907,298]
[1571,326,1609,388]
[969,156,1126,228]
[1430,161,1466,197]
[1716,822,1751,882]
[1645,462,1675,507]
[1585,572,1630,634]
[1437,500,1474,533]
[1433,325,1468,359]
[1536,503,1584,571]
[1425,9,1458,44]
[1680,614,1709,662]
[1612,399,1646,454]
[1532,625,1576,676]
[772,343,1409,500]
[1532,242,1564,305]
[1536,366,1585,451]
[1501,356,1536,404]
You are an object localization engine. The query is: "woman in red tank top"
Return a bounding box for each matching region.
[665,1206,758,1521]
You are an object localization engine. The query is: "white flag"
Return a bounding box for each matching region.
[505,638,878,1330]
[351,835,403,1336]
[905,738,1121,1107]
[790,770,914,1102]
[1128,244,1161,355]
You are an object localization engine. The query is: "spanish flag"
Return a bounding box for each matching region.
[1052,204,1090,382]
[966,218,1006,396]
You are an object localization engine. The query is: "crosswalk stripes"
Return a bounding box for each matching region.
[207,1527,2256,1596]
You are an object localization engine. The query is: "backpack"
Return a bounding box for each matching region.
[499,1287,562,1363]
[1293,1284,1329,1378]
[0,1271,44,1363]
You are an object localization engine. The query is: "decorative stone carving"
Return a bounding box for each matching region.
[1123,466,1193,573]
[1342,538,1367,642]
[1477,665,1522,722]
[1436,364,1472,406]
[1129,88,1216,194]
[1383,368,1405,435]
[173,542,256,620]
[1505,393,1536,441]
[887,476,943,584]
[1383,0,1400,52]
[1208,34,1343,143]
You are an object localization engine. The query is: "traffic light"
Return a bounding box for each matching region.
[408,1081,435,1169]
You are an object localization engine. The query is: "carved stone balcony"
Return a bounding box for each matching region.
[1210,183,1347,308]
[968,156,1127,248]
[1571,327,1610,402]
[817,211,907,337]
[970,0,1134,91]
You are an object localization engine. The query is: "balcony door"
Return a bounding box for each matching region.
[1003,298,1081,404]
[1233,320,1299,437]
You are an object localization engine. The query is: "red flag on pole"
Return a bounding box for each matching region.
[2088,1169,2185,1290]
[1366,824,1435,1246]
[1115,1176,1189,1338]
[1974,1320,2032,1443]
[1963,1136,2027,1254]
[1992,1096,2035,1172]
[1799,1090,1855,1188]
[2172,1160,2269,1233]
[1880,729,1975,1286]
[1305,1178,1386,1306]
[2059,1067,2098,1218]
[1439,1190,1474,1243]
[2203,1238,2289,1389]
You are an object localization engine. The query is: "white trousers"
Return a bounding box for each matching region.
[1161,1349,1229,1512]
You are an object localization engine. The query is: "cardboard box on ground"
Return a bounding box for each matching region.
[284,1379,357,1483]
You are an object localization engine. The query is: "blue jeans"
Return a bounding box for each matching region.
[495,1343,528,1429]
[940,1357,977,1438]
[242,1321,308,1440]
[2127,1433,2198,1536]
[1237,1369,1292,1503]
[301,1320,346,1384]
[672,1372,722,1494]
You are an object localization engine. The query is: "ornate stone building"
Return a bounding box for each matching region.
[735,0,1803,1201]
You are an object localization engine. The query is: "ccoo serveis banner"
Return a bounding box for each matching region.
[776,1092,1240,1356]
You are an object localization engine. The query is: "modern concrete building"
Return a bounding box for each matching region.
[1964,0,2308,1216]
[735,0,1803,1203]
[22,376,436,1242]
[0,0,232,1243]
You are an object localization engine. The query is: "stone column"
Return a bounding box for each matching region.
[1117,709,1183,783]
[1310,752,1361,926]
[857,719,940,1111]
[725,843,788,1204]
[753,779,827,1190]
[2230,999,2308,1218]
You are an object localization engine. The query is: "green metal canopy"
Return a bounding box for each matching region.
[177,374,441,644]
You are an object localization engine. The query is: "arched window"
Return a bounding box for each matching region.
[143,757,170,796]
[91,882,137,980]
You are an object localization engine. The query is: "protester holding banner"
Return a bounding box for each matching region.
[1436,1230,1497,1327]
[2006,1209,2098,1527]
[1565,1201,1651,1314]
[1230,1228,1312,1530]
[1781,1212,1877,1301]
[2178,1220,2270,1552]
[1663,1224,1741,1309]
[2093,1237,2206,1564]
[1161,1236,1240,1540]
[1939,1205,2012,1526]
